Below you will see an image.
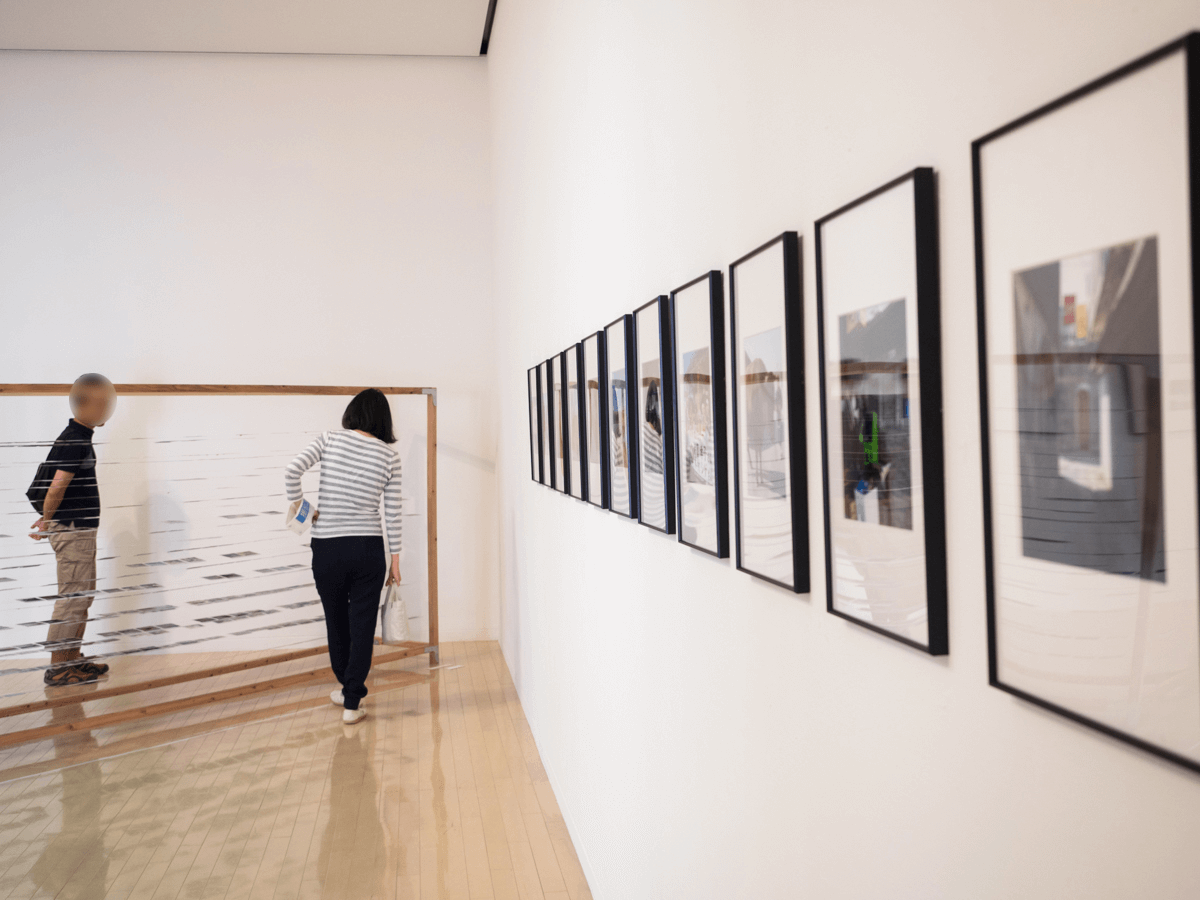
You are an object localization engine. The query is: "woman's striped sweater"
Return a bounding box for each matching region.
[285,430,402,552]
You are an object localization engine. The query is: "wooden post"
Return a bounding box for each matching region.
[426,389,440,666]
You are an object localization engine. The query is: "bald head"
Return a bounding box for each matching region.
[69,374,117,428]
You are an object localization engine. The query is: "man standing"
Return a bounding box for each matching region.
[30,374,117,687]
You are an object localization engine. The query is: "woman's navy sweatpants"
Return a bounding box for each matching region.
[311,535,386,710]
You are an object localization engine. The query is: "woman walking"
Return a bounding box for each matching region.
[286,389,402,724]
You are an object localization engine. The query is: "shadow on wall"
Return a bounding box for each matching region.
[504,504,523,687]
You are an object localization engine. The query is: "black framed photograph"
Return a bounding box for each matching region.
[974,32,1200,771]
[538,360,553,489]
[528,365,544,484]
[670,271,729,557]
[565,344,586,501]
[546,356,562,491]
[634,296,676,534]
[552,353,571,495]
[815,168,947,654]
[605,315,639,519]
[729,232,808,591]
[582,331,610,509]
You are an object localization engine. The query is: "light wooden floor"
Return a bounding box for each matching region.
[0,641,591,900]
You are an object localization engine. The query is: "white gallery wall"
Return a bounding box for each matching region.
[487,2,1200,899]
[0,50,498,642]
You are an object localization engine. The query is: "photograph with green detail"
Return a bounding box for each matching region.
[838,299,912,529]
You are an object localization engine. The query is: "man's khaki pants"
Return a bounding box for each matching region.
[45,521,97,660]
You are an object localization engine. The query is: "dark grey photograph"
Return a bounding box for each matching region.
[1013,236,1164,582]
[838,299,912,529]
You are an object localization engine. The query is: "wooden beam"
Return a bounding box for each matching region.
[0,641,430,720]
[0,384,431,396]
[0,645,429,750]
[427,390,440,666]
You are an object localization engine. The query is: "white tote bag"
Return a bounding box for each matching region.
[380,583,409,644]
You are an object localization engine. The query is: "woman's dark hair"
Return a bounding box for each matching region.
[342,388,396,444]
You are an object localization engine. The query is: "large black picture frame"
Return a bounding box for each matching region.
[564,343,586,502]
[633,295,677,535]
[539,359,554,490]
[728,232,809,592]
[554,351,571,496]
[605,314,640,519]
[814,167,948,655]
[527,365,544,484]
[670,271,730,558]
[581,331,610,509]
[974,32,1200,773]
[546,356,562,492]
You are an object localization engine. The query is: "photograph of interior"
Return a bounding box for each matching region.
[1,2,1199,899]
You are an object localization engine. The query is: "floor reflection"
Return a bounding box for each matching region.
[318,727,387,899]
[27,698,109,900]
[0,643,592,900]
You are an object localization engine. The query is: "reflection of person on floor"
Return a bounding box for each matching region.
[286,388,403,725]
[30,374,116,688]
[318,729,386,898]
[27,701,110,899]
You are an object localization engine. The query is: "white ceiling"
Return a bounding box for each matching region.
[0,0,494,56]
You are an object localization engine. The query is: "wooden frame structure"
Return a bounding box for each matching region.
[0,383,439,746]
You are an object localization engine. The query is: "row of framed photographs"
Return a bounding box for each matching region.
[529,173,944,647]
[527,33,1200,776]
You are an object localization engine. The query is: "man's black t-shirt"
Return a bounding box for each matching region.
[44,419,99,528]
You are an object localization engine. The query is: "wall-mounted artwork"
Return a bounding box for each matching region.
[671,271,729,557]
[634,296,676,534]
[565,344,586,501]
[605,315,639,519]
[538,360,553,489]
[553,353,570,495]
[728,232,808,591]
[546,357,562,491]
[582,331,610,509]
[815,168,947,653]
[974,32,1200,772]
[528,365,544,484]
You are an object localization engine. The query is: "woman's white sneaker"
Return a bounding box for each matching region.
[330,689,344,706]
[342,708,366,725]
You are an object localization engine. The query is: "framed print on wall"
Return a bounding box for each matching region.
[605,315,639,519]
[634,296,676,534]
[974,32,1200,772]
[553,353,571,495]
[546,357,562,491]
[565,344,586,501]
[671,271,730,557]
[528,365,544,484]
[538,360,553,489]
[582,331,610,509]
[815,168,948,654]
[729,232,809,592]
